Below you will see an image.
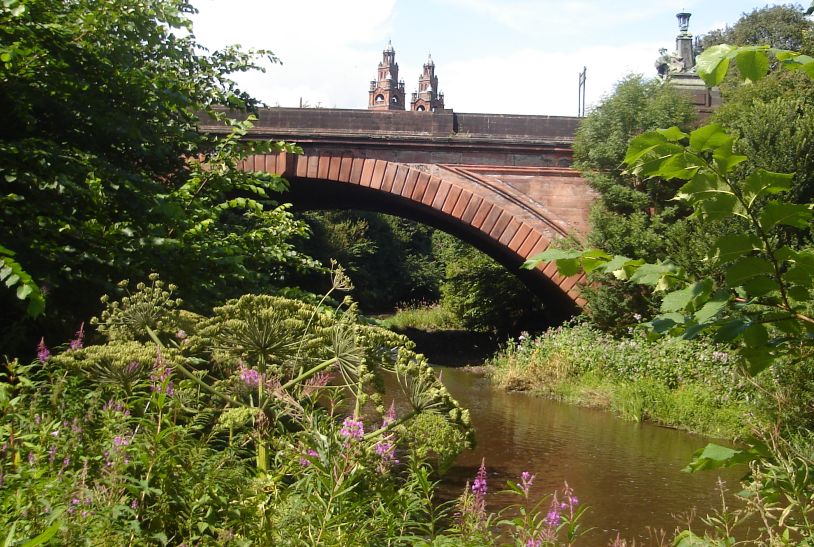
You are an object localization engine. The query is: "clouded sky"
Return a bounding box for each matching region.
[192,1,797,116]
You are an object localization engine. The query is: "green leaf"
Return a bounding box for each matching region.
[629,262,676,286]
[741,170,794,207]
[712,234,762,264]
[725,256,774,287]
[689,123,732,152]
[696,44,737,86]
[742,276,780,297]
[741,346,774,375]
[715,317,749,342]
[712,142,748,174]
[660,279,713,313]
[650,313,686,333]
[623,131,668,166]
[743,322,768,348]
[735,48,770,82]
[787,285,810,301]
[522,248,583,270]
[759,201,812,231]
[698,193,739,221]
[599,255,633,274]
[554,258,581,277]
[656,126,688,142]
[683,442,753,473]
[21,521,61,547]
[693,293,729,324]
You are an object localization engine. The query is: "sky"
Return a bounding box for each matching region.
[191,1,796,117]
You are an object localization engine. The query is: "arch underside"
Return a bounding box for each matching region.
[241,153,587,320]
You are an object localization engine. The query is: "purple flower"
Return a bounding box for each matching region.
[37,338,50,363]
[382,401,397,427]
[27,452,35,465]
[299,449,319,467]
[545,507,561,527]
[238,362,261,388]
[150,350,174,396]
[472,458,488,498]
[112,435,129,447]
[520,471,535,496]
[339,416,364,441]
[374,438,399,473]
[69,323,85,350]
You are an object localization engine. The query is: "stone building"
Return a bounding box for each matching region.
[368,41,406,111]
[410,54,445,112]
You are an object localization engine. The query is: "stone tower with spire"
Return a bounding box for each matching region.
[368,41,406,111]
[410,54,445,112]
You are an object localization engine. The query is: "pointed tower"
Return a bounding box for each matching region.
[368,41,406,111]
[410,54,445,112]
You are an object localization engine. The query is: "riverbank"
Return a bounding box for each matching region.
[377,306,756,439]
[487,323,756,439]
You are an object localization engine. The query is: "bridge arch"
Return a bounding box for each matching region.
[241,151,587,318]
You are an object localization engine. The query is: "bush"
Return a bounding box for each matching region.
[487,323,753,437]
[0,277,473,544]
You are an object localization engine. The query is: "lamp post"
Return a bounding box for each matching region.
[675,11,694,70]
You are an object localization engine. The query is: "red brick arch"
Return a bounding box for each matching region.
[241,152,587,309]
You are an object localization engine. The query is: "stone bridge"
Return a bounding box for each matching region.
[201,108,596,317]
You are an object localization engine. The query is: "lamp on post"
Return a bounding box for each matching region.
[676,11,691,34]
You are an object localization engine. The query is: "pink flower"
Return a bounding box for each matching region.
[69,323,85,350]
[37,337,50,362]
[339,416,364,441]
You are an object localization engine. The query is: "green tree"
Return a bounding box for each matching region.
[699,3,814,52]
[0,0,312,353]
[434,232,543,334]
[571,75,697,330]
[296,211,442,311]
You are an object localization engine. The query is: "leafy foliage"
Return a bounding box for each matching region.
[568,75,698,330]
[0,0,314,354]
[1,277,473,544]
[699,4,814,53]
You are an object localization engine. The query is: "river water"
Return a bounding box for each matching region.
[434,366,745,544]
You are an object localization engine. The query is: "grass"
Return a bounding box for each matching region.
[377,303,461,332]
[487,324,756,439]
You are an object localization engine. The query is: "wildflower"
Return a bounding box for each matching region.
[302,371,334,396]
[150,349,174,396]
[27,452,35,465]
[520,471,535,497]
[633,313,642,321]
[382,401,397,427]
[712,351,729,364]
[130,499,139,510]
[238,362,261,389]
[176,329,187,341]
[472,458,488,498]
[299,449,319,467]
[374,438,399,473]
[69,323,85,350]
[339,416,364,441]
[112,435,129,447]
[48,445,57,464]
[37,338,50,362]
[544,505,561,527]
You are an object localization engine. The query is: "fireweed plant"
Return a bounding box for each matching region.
[437,459,591,546]
[0,272,474,544]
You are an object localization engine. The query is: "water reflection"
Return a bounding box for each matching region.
[435,367,744,543]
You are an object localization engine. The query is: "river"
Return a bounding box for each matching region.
[434,366,745,544]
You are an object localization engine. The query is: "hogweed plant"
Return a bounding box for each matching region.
[2,273,473,544]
